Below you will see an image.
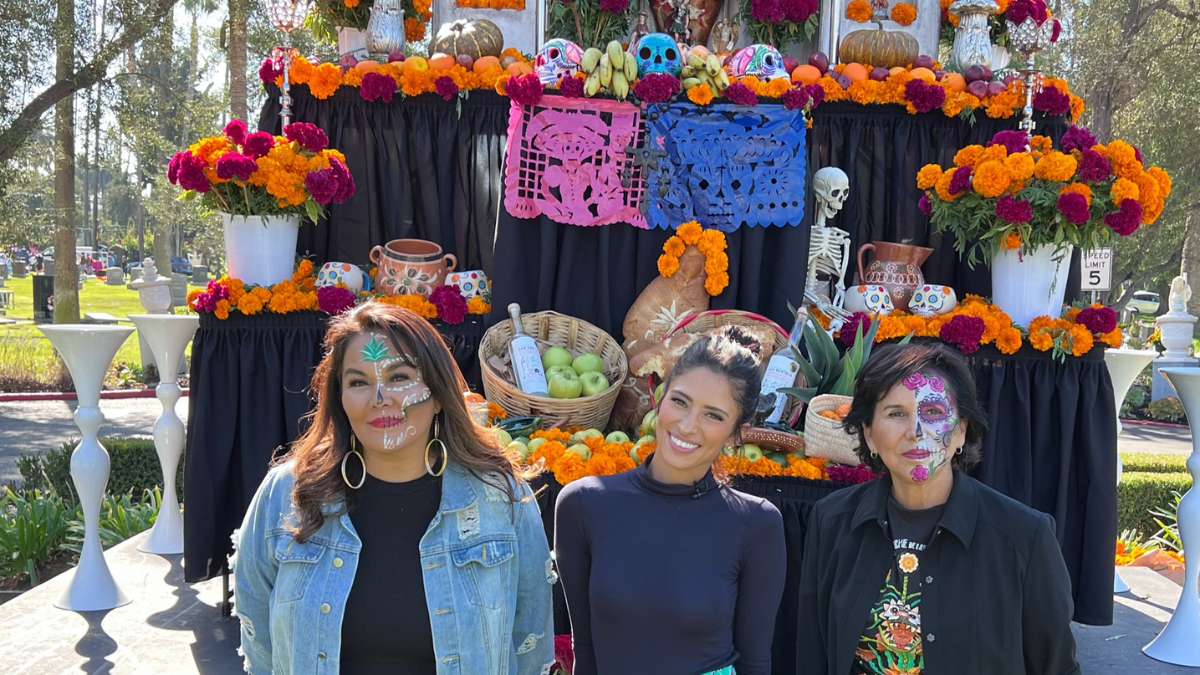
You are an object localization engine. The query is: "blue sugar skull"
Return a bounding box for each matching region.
[635,33,681,77]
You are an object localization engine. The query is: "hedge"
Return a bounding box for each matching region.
[1120,453,1189,474]
[16,437,184,503]
[1118,471,1192,538]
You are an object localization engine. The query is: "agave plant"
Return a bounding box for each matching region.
[1148,490,1183,554]
[778,308,881,403]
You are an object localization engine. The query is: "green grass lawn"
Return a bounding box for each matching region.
[0,275,201,392]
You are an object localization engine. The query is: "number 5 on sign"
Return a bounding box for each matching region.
[1082,248,1113,292]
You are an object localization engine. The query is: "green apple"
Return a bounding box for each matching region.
[605,431,631,444]
[495,429,513,446]
[572,353,605,376]
[640,410,658,438]
[527,437,547,453]
[572,428,604,443]
[630,435,654,463]
[546,365,574,382]
[566,443,592,460]
[740,443,764,462]
[507,440,530,461]
[579,371,609,397]
[654,381,665,403]
[542,346,575,370]
[548,370,583,399]
[514,436,530,447]
[767,451,790,467]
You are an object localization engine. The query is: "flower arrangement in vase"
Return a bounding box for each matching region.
[740,0,820,51]
[306,0,433,47]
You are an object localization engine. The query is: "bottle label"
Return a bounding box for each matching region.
[510,338,548,394]
[760,355,799,397]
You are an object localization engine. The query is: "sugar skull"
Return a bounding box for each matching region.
[634,33,682,77]
[844,285,895,316]
[909,285,958,317]
[447,270,491,299]
[725,44,789,80]
[534,39,585,86]
[316,262,366,293]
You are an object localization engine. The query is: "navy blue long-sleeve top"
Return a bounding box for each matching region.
[554,454,786,675]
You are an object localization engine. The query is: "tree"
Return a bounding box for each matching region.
[228,0,250,121]
[53,0,79,323]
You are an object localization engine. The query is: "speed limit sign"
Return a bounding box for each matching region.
[1081,248,1112,292]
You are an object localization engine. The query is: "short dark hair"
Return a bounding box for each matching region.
[660,325,765,439]
[840,340,989,473]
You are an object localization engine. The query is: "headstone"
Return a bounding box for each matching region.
[171,273,188,308]
[106,267,125,285]
[13,260,27,277]
[0,264,8,279]
[192,265,209,286]
[128,267,142,284]
[42,258,54,276]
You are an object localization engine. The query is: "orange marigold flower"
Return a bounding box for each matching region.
[1002,231,1022,250]
[934,170,959,202]
[765,77,792,98]
[677,221,703,245]
[973,160,1011,198]
[342,68,366,87]
[215,299,231,320]
[225,277,246,305]
[186,288,203,309]
[663,235,686,257]
[996,327,1022,354]
[891,2,917,25]
[1070,324,1094,356]
[1004,153,1035,182]
[237,292,264,315]
[658,254,680,277]
[686,82,713,105]
[1111,177,1139,205]
[467,296,491,314]
[1147,166,1172,199]
[1102,327,1123,348]
[404,17,426,42]
[1060,182,1093,206]
[1066,306,1082,322]
[705,272,729,296]
[1033,151,1078,182]
[1028,330,1053,351]
[980,144,1008,163]
[293,259,314,282]
[308,63,344,99]
[698,228,727,253]
[846,0,873,22]
[954,145,985,168]
[289,57,314,85]
[1134,171,1160,204]
[917,164,944,189]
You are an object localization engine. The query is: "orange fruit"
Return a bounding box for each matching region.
[428,53,456,70]
[404,56,429,73]
[910,67,937,83]
[464,392,485,403]
[842,62,869,83]
[506,61,533,76]
[353,59,381,73]
[688,45,711,60]
[791,64,822,85]
[940,72,966,92]
[473,55,500,73]
[834,403,852,417]
[889,66,907,77]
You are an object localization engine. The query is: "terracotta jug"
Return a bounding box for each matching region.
[370,239,457,298]
[856,241,933,312]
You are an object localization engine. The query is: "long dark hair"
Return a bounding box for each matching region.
[283,302,538,542]
[659,324,764,444]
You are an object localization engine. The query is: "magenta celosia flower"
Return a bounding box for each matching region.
[940,314,985,354]
[559,75,585,98]
[724,82,758,106]
[1050,17,1061,41]
[839,312,873,347]
[258,58,283,84]
[317,285,358,315]
[329,157,356,204]
[827,464,883,485]
[167,151,183,184]
[1076,306,1118,334]
[805,83,825,107]
[175,152,211,193]
[918,193,932,217]
[435,75,460,101]
[224,119,248,146]
[783,86,810,110]
[1055,191,1090,224]
[430,284,468,324]
[506,73,544,106]
[781,0,818,22]
[243,131,276,159]
[988,129,1030,155]
[633,73,680,103]
[284,122,329,153]
[1033,86,1070,115]
[554,636,575,675]
[949,166,973,195]
[1105,199,1142,236]
[599,0,629,12]
[750,0,783,23]
[215,152,258,181]
[360,71,398,103]
[1078,148,1112,183]
[1005,0,1049,25]
[1060,125,1097,153]
[904,79,946,114]
[304,168,340,205]
[995,193,1033,223]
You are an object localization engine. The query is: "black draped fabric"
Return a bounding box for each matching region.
[491,104,1073,340]
[184,311,327,582]
[259,85,509,276]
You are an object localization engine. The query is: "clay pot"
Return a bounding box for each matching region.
[856,241,933,312]
[370,239,457,297]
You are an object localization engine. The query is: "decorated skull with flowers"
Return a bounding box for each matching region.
[917,125,1172,267]
[167,120,356,222]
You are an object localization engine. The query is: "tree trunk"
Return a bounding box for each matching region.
[228,0,249,122]
[1181,205,1200,324]
[53,0,79,323]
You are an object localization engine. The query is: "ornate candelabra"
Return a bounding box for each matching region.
[1005,16,1056,134]
[265,0,313,127]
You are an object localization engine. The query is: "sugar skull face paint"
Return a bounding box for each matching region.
[902,371,959,483]
[343,332,438,455]
[864,369,967,492]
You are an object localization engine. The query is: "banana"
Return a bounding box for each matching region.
[612,71,628,100]
[584,71,602,97]
[598,53,613,88]
[687,53,706,69]
[581,48,603,74]
[607,41,625,70]
[717,69,730,88]
[623,51,638,81]
[705,54,722,78]
[681,65,697,78]
[682,77,702,90]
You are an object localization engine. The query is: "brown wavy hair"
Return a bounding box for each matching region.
[282,302,538,542]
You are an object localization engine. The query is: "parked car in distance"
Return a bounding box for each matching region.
[1127,290,1160,316]
[171,256,193,275]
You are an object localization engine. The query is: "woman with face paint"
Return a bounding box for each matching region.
[554,325,786,675]
[233,303,555,675]
[796,340,1081,675]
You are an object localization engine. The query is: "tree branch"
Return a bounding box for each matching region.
[0,0,182,164]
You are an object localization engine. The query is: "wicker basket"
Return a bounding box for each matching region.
[803,394,861,466]
[480,310,628,430]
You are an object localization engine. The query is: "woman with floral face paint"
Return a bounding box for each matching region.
[233,303,555,675]
[797,340,1081,675]
[555,325,786,675]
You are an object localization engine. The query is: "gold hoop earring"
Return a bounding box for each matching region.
[341,436,366,489]
[425,416,447,477]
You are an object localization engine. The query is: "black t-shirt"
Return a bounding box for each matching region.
[341,471,442,675]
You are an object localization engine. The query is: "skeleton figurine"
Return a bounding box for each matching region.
[804,166,853,328]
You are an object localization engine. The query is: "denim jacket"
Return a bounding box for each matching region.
[233,459,556,675]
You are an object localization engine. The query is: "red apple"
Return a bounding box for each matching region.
[870,66,889,81]
[979,65,993,81]
[1003,73,1021,86]
[456,53,475,69]
[808,51,830,74]
[963,65,988,83]
[500,55,518,69]
[783,56,800,74]
[387,49,405,63]
[338,54,359,72]
[966,80,989,98]
[912,55,936,70]
[986,81,1007,97]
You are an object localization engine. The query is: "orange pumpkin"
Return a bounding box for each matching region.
[839,26,919,69]
[473,55,501,73]
[428,53,456,70]
[432,19,504,60]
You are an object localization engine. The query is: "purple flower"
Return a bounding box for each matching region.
[918,193,932,217]
[1005,0,1049,26]
[175,152,211,193]
[724,81,758,106]
[1050,17,1061,42]
[1078,148,1112,182]
[750,0,783,23]
[910,465,930,482]
[167,151,183,184]
[783,86,810,110]
[903,372,928,390]
[948,166,973,195]
[930,376,945,392]
[258,58,283,83]
[826,464,882,484]
[988,129,1030,155]
[1060,125,1097,153]
[1076,306,1118,334]
[781,0,818,22]
[430,284,469,324]
[215,151,259,181]
[435,75,460,101]
[839,312,873,348]
[939,314,985,354]
[243,131,276,159]
[559,75,585,98]
[317,285,358,315]
[1055,191,1090,224]
[1033,86,1070,115]
[1133,144,1144,164]
[304,168,340,205]
[284,122,329,153]
[328,157,356,204]
[224,119,248,146]
[995,193,1034,223]
[599,0,628,12]
[633,73,680,103]
[360,71,398,103]
[506,73,544,106]
[904,79,946,114]
[1105,199,1142,236]
[804,83,825,108]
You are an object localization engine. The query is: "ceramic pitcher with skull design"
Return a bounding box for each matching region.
[856,242,933,313]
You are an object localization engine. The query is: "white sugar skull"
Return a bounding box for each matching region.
[845,285,895,316]
[534,39,585,86]
[634,33,682,77]
[909,285,958,317]
[813,166,850,223]
[316,262,366,293]
[447,270,490,299]
[726,44,789,80]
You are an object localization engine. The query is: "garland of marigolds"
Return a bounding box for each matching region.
[657,221,730,296]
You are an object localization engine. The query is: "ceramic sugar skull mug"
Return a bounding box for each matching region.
[845,285,896,316]
[909,285,958,317]
[316,262,366,293]
[447,270,490,299]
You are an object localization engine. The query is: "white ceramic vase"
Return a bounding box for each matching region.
[1105,348,1158,593]
[1143,367,1200,666]
[990,244,1074,328]
[38,325,135,611]
[221,213,301,288]
[129,314,199,555]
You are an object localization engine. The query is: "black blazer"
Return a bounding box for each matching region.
[797,469,1081,675]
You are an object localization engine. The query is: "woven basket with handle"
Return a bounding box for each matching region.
[803,394,861,466]
[480,310,628,430]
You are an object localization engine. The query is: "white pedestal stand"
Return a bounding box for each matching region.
[129,314,199,555]
[1143,367,1200,666]
[38,325,135,611]
[1105,348,1159,593]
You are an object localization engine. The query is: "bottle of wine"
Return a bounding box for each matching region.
[507,303,549,397]
[758,313,805,424]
